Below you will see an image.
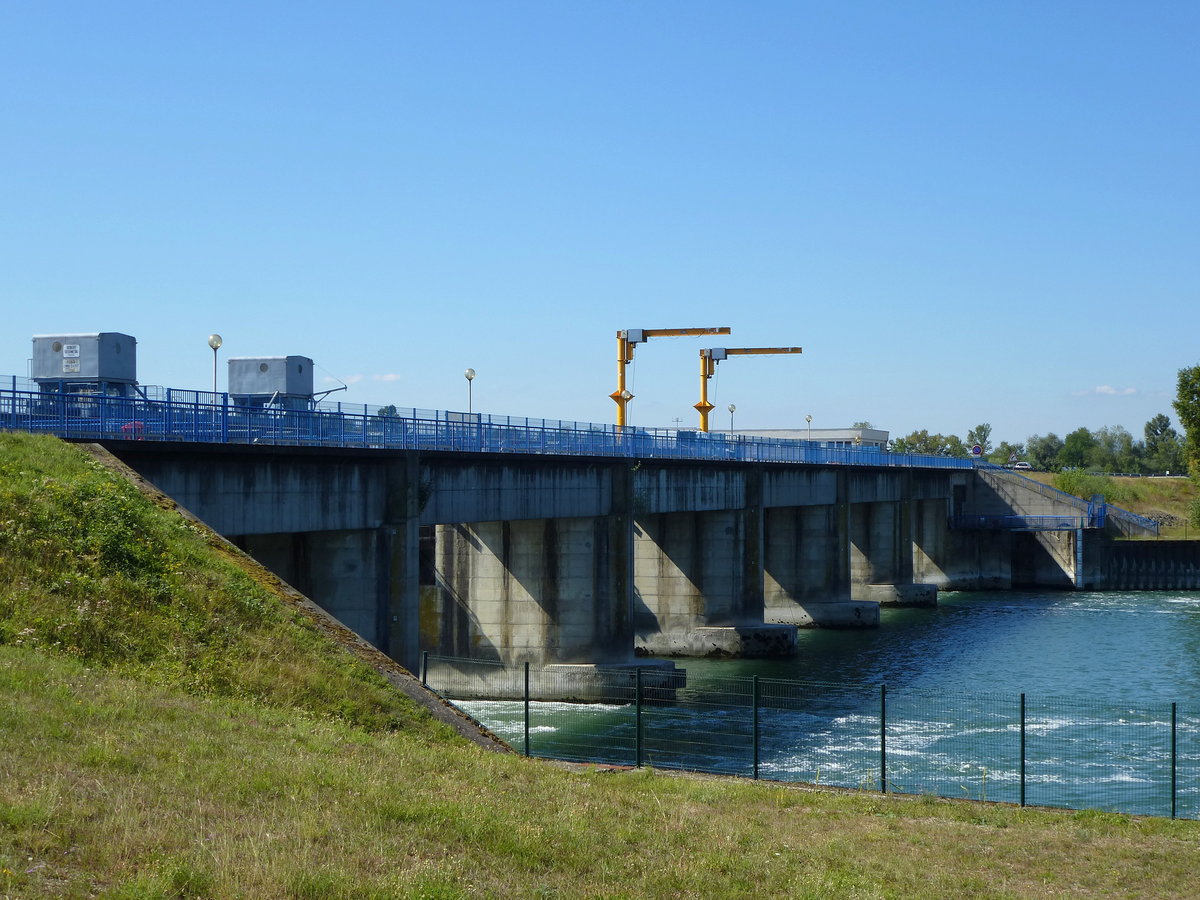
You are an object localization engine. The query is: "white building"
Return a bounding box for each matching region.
[736,427,889,449]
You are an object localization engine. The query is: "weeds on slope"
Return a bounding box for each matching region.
[0,431,445,736]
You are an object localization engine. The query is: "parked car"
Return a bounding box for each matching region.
[1012,461,1033,470]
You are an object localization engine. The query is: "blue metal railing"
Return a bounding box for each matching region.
[0,375,975,470]
[953,514,1092,531]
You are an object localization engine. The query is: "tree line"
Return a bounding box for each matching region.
[887,365,1200,477]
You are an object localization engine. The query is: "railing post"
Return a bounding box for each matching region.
[420,650,428,687]
[752,675,760,780]
[635,668,644,769]
[524,661,531,758]
[1171,701,1178,819]
[1020,693,1026,807]
[880,683,887,794]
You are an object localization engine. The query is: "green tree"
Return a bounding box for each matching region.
[1059,427,1097,469]
[890,430,967,456]
[966,423,993,457]
[376,404,399,418]
[1025,433,1064,471]
[1173,366,1200,477]
[989,440,1026,465]
[1144,413,1185,474]
[852,421,876,430]
[1090,425,1139,474]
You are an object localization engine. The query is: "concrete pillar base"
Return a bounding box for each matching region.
[635,624,797,658]
[859,583,938,607]
[765,601,880,629]
[430,659,683,702]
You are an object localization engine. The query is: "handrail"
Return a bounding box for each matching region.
[0,375,975,470]
[976,466,1159,536]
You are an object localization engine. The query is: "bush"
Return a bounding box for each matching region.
[1052,470,1140,506]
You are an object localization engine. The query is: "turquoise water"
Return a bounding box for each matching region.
[456,590,1200,817]
[685,590,1200,700]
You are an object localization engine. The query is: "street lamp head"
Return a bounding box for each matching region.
[464,368,476,382]
[805,414,813,424]
[207,334,223,351]
[728,404,736,414]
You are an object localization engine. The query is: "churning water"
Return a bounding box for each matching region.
[456,591,1200,816]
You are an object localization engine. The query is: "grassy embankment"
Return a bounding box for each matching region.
[1025,471,1199,538]
[4,431,1200,899]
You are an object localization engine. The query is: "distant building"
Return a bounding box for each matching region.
[736,427,889,450]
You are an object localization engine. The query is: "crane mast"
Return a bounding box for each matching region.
[610,327,731,427]
[694,346,803,432]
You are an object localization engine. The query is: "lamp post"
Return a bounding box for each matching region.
[806,414,813,443]
[464,368,476,414]
[728,403,736,434]
[207,334,223,393]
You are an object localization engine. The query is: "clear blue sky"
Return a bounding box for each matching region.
[2,2,1196,445]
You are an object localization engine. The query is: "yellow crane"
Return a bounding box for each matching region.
[694,346,803,432]
[610,327,731,427]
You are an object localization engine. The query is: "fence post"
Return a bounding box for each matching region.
[880,683,887,794]
[420,650,428,687]
[635,668,644,769]
[752,675,760,781]
[1020,693,1026,808]
[1171,702,1177,819]
[524,661,531,758]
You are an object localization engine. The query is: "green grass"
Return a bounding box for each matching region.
[0,430,446,734]
[5,431,1200,898]
[5,645,1200,899]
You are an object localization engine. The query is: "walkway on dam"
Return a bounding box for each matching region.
[3,375,971,469]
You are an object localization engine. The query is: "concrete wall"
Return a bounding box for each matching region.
[432,515,631,665]
[108,441,1126,672]
[1011,530,1077,588]
[761,504,875,627]
[969,469,1084,520]
[111,444,423,668]
[1086,538,1200,590]
[115,445,395,535]
[633,463,748,514]
[237,529,386,646]
[630,507,764,633]
[421,456,618,524]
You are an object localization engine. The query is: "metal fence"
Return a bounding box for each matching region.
[952,514,1096,531]
[424,655,1199,819]
[0,375,973,470]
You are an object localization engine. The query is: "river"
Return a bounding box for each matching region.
[456,590,1200,817]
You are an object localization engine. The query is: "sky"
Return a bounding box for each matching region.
[2,2,1196,446]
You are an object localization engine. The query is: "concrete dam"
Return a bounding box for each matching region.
[5,337,1189,696]
[98,440,1177,680]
